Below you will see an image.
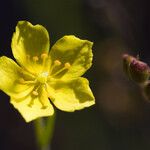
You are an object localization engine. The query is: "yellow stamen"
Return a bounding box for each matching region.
[41,53,48,59]
[65,62,71,69]
[39,96,48,109]
[54,60,61,66]
[41,53,48,70]
[33,56,39,62]
[26,55,30,60]
[32,85,40,96]
[32,91,38,96]
[18,78,36,84]
[45,83,53,98]
[50,62,71,77]
[49,60,61,75]
[26,55,31,64]
[28,99,34,107]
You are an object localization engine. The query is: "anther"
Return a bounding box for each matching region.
[54,60,61,66]
[41,53,48,59]
[32,91,38,96]
[65,62,71,69]
[33,56,39,62]
[50,62,71,77]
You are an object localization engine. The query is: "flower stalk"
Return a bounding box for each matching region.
[34,113,56,150]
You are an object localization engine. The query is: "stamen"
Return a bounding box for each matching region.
[40,95,48,109]
[41,53,48,59]
[65,62,71,69]
[45,83,52,98]
[33,56,39,62]
[41,53,48,70]
[26,55,30,60]
[32,85,40,96]
[50,62,71,77]
[49,60,62,75]
[28,99,35,107]
[54,60,61,66]
[25,54,38,75]
[20,69,36,79]
[38,85,48,109]
[28,85,40,107]
[18,78,36,84]
[41,105,48,109]
[32,91,38,96]
[26,55,31,64]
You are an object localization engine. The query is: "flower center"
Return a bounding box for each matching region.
[18,56,72,109]
[37,72,49,83]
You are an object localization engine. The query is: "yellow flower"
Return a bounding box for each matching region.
[0,21,95,122]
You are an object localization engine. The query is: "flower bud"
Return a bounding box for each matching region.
[123,54,150,83]
[129,59,150,83]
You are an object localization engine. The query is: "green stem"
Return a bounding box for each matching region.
[34,113,56,150]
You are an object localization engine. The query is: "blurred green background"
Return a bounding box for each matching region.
[0,0,150,150]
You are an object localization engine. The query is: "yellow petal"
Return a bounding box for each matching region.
[11,86,54,122]
[49,35,93,79]
[0,56,34,99]
[47,77,95,112]
[11,21,50,74]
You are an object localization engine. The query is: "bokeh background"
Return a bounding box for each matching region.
[0,0,150,150]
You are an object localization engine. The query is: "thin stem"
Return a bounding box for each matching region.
[34,113,56,150]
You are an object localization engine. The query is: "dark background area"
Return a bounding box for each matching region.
[0,0,150,150]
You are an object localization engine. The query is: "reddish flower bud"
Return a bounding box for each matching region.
[129,59,150,83]
[123,54,150,83]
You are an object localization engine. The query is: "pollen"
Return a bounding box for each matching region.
[41,53,48,59]
[65,62,71,69]
[54,60,61,66]
[33,56,39,61]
